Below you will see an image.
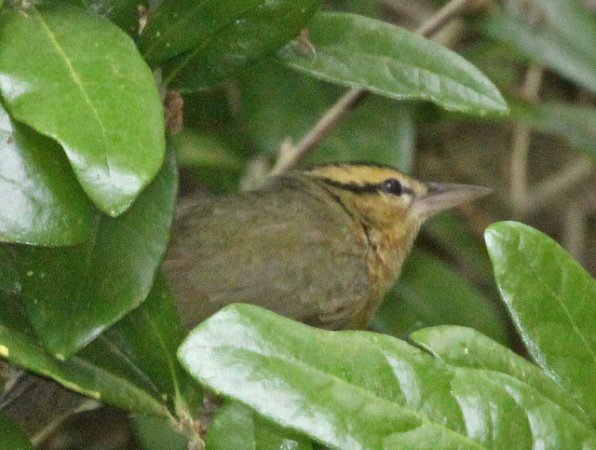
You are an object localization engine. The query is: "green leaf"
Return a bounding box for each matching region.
[80,272,201,412]
[0,291,170,418]
[240,62,414,170]
[482,13,596,94]
[411,326,591,427]
[133,415,189,450]
[0,270,199,422]
[80,0,142,35]
[485,221,596,426]
[15,149,177,358]
[279,12,508,116]
[139,0,277,65]
[0,5,165,216]
[179,304,596,450]
[0,103,95,246]
[374,249,511,346]
[508,99,596,159]
[0,411,34,450]
[162,0,323,91]
[207,400,313,450]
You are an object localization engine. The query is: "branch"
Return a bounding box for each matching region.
[271,0,476,175]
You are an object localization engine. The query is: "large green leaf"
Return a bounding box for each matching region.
[279,12,508,116]
[0,411,34,450]
[14,150,177,358]
[411,326,591,428]
[0,271,198,423]
[179,304,596,450]
[485,221,596,426]
[0,103,95,246]
[206,400,313,450]
[509,100,596,159]
[483,13,596,94]
[0,4,165,216]
[162,0,322,91]
[0,291,169,418]
[374,249,511,346]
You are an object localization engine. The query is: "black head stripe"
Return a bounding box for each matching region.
[319,178,416,196]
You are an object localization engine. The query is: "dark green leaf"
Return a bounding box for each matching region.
[374,249,511,346]
[81,271,201,412]
[139,0,276,65]
[0,270,199,421]
[179,304,596,450]
[279,13,508,116]
[240,62,414,170]
[0,103,95,246]
[80,0,141,35]
[0,291,170,417]
[207,400,313,450]
[423,213,494,279]
[483,13,596,94]
[509,99,596,159]
[133,415,189,450]
[0,411,34,450]
[0,5,165,216]
[15,149,177,358]
[411,326,591,427]
[485,221,596,426]
[163,0,323,91]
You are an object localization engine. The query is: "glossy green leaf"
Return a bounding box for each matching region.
[485,221,596,426]
[163,0,322,91]
[374,249,511,346]
[0,5,165,216]
[483,13,596,94]
[240,62,414,170]
[279,12,508,116]
[81,271,201,412]
[0,291,170,418]
[0,103,95,246]
[207,400,313,450]
[15,149,177,358]
[509,100,596,159]
[411,326,591,427]
[0,410,34,450]
[180,304,596,450]
[0,270,198,422]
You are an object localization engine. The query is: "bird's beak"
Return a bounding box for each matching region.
[412,182,492,221]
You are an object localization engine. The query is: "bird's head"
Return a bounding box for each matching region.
[303,162,491,251]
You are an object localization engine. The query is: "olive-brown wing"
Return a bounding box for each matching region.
[164,176,371,329]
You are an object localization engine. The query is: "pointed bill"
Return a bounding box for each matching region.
[413,182,492,220]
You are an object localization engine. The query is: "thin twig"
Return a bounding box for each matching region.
[527,157,594,214]
[271,0,477,175]
[509,63,543,215]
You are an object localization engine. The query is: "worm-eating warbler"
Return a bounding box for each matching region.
[165,163,490,330]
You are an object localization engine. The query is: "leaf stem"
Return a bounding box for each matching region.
[271,0,476,175]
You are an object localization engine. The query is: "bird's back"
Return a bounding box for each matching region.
[165,173,372,329]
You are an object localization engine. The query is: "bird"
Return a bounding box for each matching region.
[164,162,491,330]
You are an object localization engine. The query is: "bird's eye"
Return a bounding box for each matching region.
[381,178,402,195]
